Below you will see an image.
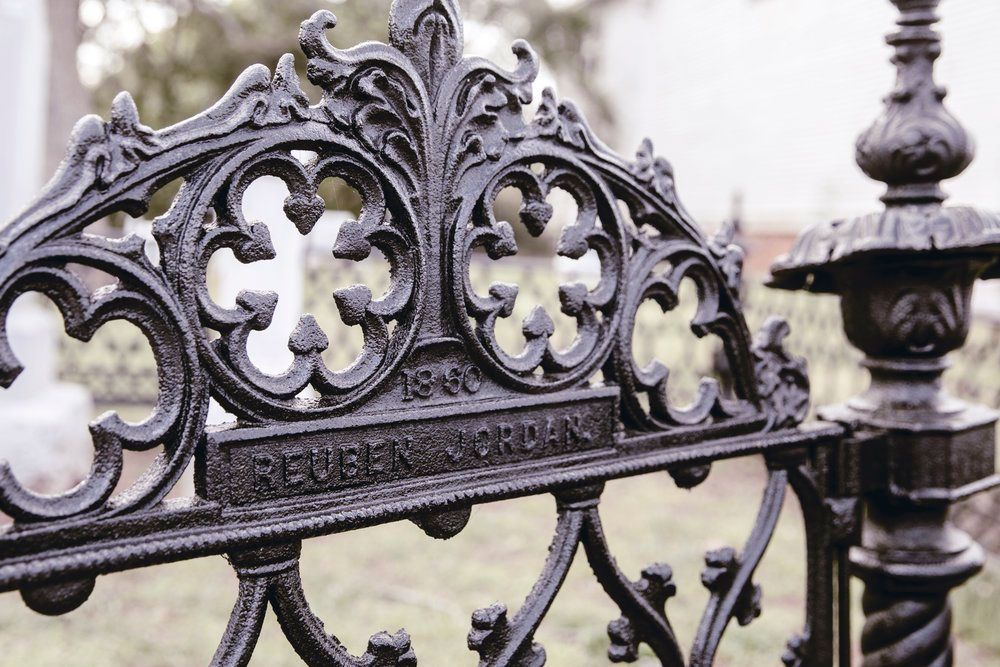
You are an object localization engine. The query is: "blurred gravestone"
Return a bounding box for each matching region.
[207,175,307,424]
[0,0,92,494]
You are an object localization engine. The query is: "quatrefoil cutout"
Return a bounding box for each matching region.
[195,149,419,412]
[457,161,625,389]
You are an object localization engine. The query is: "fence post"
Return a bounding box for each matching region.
[768,0,1000,663]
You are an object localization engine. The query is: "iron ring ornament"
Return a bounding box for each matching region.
[453,157,626,390]
[167,144,422,420]
[0,1,830,664]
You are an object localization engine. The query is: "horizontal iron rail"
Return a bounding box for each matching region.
[0,423,841,592]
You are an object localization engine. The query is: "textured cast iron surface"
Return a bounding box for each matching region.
[770,1,1000,666]
[0,1,850,665]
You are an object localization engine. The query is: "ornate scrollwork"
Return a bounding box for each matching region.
[630,139,678,209]
[519,88,595,152]
[389,0,464,93]
[468,602,547,667]
[0,0,804,534]
[3,55,320,254]
[439,40,538,184]
[707,220,745,296]
[605,239,759,432]
[604,563,678,663]
[689,469,786,666]
[469,487,688,667]
[68,93,161,192]
[752,317,810,430]
[581,505,685,666]
[468,493,588,666]
[300,10,430,193]
[0,235,206,523]
[464,471,812,666]
[163,147,420,419]
[455,160,625,389]
[0,1,828,664]
[217,543,416,666]
[699,548,763,626]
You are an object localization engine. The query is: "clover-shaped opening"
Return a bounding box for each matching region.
[0,272,185,524]
[206,167,402,393]
[0,293,95,501]
[467,164,613,379]
[469,187,601,356]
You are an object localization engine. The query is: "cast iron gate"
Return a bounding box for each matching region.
[0,1,997,665]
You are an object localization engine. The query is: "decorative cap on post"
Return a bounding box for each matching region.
[857,0,973,205]
[767,0,999,496]
[768,0,1000,294]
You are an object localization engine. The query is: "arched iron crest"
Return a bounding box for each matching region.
[0,2,836,665]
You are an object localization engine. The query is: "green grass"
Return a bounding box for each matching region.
[1,460,997,665]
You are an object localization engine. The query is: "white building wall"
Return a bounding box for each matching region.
[594,0,1000,234]
[0,0,93,492]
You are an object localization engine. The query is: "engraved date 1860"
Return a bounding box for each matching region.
[402,364,484,401]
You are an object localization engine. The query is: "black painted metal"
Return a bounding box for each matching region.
[0,0,992,664]
[770,0,1000,665]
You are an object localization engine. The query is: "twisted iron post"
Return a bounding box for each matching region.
[769,0,1000,664]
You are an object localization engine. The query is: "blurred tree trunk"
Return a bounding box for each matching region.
[45,0,88,180]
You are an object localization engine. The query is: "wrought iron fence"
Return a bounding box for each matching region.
[1,0,997,665]
[58,253,1000,567]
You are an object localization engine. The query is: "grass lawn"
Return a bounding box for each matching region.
[1,459,997,666]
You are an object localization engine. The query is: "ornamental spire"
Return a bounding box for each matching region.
[855,0,973,205]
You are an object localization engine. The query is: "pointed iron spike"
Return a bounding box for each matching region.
[273,52,298,84]
[638,137,654,158]
[109,91,141,130]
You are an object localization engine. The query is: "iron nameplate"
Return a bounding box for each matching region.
[201,386,620,507]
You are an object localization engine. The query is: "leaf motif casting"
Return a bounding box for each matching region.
[690,469,787,666]
[752,317,810,430]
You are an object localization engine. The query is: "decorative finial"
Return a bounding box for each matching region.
[768,3,1000,665]
[855,0,973,205]
[768,0,999,292]
[389,0,464,93]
